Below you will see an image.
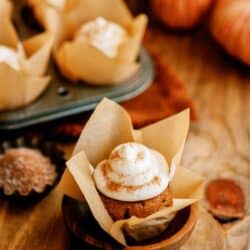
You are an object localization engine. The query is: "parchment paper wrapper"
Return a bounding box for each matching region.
[0,0,53,111]
[59,98,204,246]
[27,0,147,84]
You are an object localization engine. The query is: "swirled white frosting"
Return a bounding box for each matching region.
[75,17,127,58]
[46,0,65,10]
[0,46,20,70]
[93,143,172,202]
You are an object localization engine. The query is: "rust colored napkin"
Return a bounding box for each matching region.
[122,52,197,128]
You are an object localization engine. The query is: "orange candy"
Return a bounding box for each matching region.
[205,179,245,220]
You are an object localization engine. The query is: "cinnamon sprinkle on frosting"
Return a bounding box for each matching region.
[94,143,170,202]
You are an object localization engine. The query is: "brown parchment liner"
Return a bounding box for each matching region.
[27,0,147,84]
[0,0,53,111]
[59,98,204,245]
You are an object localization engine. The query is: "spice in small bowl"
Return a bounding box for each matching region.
[0,136,65,200]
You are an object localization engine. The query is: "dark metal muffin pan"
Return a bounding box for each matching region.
[0,1,154,130]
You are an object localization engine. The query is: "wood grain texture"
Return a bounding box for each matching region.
[0,25,250,249]
[0,188,70,250]
[145,25,250,249]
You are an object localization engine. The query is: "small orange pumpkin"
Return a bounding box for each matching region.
[151,0,213,29]
[211,0,250,66]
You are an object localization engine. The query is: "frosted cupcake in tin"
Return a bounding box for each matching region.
[27,0,147,85]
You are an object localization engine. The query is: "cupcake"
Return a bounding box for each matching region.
[94,143,174,220]
[60,98,204,247]
[27,0,148,85]
[94,142,176,241]
[0,0,53,111]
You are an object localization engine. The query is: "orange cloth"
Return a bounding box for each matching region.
[122,52,196,128]
[51,50,196,138]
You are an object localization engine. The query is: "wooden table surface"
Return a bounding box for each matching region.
[0,24,250,250]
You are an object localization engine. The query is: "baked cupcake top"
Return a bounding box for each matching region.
[94,142,174,202]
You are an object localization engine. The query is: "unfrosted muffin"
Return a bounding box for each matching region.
[0,148,57,196]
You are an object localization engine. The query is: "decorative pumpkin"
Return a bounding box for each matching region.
[150,0,213,29]
[211,0,250,66]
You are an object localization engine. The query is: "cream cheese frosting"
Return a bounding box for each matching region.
[93,143,174,202]
[0,45,20,70]
[46,0,65,10]
[75,17,127,58]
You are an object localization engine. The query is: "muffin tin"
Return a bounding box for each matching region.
[0,0,154,130]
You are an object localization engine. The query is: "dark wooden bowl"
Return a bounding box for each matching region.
[62,196,198,250]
